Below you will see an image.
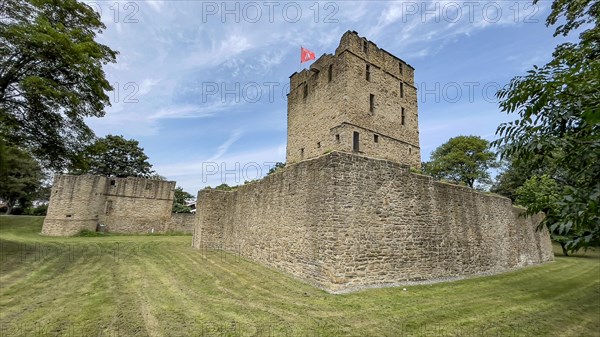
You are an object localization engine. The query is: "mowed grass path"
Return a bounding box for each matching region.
[0,216,598,337]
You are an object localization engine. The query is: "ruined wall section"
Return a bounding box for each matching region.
[42,175,108,236]
[193,152,553,293]
[42,175,176,236]
[102,177,175,233]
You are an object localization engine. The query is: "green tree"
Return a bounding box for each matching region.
[267,162,285,175]
[491,153,546,201]
[214,184,236,191]
[515,175,587,256]
[72,135,154,178]
[172,187,193,213]
[0,0,117,170]
[0,140,44,214]
[422,135,498,188]
[492,0,600,251]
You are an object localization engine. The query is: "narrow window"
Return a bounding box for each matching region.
[401,107,406,126]
[369,94,375,113]
[363,40,368,53]
[409,147,412,155]
[317,142,321,148]
[335,134,340,143]
[399,62,403,75]
[303,82,308,99]
[353,132,360,152]
[65,214,72,218]
[110,179,116,186]
[105,200,113,215]
[328,64,333,82]
[374,134,379,143]
[366,64,371,81]
[300,148,304,159]
[400,81,404,98]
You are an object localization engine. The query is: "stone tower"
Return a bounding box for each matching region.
[286,31,421,168]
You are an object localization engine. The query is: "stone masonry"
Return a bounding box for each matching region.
[193,31,553,293]
[193,152,553,293]
[42,175,194,235]
[287,31,420,168]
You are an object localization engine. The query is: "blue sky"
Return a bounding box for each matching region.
[85,1,571,193]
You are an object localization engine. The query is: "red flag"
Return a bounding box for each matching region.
[301,47,316,63]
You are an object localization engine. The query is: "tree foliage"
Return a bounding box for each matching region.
[0,0,117,170]
[172,187,193,213]
[422,135,498,188]
[72,135,154,178]
[0,139,44,214]
[515,175,590,255]
[267,162,285,175]
[492,153,546,201]
[492,0,600,250]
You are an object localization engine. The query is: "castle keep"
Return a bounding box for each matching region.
[287,32,420,167]
[192,31,553,292]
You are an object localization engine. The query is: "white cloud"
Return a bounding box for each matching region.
[207,130,244,162]
[137,78,160,96]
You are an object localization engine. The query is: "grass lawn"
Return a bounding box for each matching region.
[1,215,599,336]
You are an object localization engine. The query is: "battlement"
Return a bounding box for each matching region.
[286,31,421,168]
[289,31,414,91]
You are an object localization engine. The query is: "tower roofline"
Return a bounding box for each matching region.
[341,30,415,70]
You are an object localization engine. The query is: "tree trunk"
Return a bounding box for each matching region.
[560,242,569,256]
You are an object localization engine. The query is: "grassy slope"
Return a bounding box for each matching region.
[0,216,598,337]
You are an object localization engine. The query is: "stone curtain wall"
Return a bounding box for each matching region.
[42,175,176,236]
[165,213,195,234]
[193,151,553,293]
[194,156,335,288]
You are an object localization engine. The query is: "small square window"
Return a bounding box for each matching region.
[110,180,116,186]
[317,142,321,148]
[335,134,340,142]
[374,135,379,143]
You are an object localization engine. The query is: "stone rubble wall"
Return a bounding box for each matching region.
[42,175,177,236]
[193,151,554,293]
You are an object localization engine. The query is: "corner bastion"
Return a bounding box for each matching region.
[42,174,194,236]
